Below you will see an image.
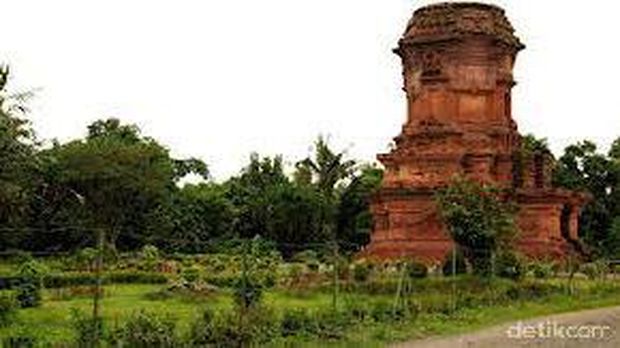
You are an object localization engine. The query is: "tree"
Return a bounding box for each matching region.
[0,65,38,249]
[225,154,326,257]
[336,165,383,251]
[553,140,618,255]
[161,183,234,253]
[435,177,518,276]
[29,118,208,251]
[295,136,355,199]
[295,136,356,247]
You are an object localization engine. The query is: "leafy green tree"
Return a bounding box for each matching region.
[553,140,618,255]
[336,165,383,251]
[226,154,326,257]
[29,118,208,251]
[161,183,234,253]
[0,65,38,249]
[295,136,355,199]
[226,154,288,239]
[295,136,356,249]
[435,177,518,276]
[607,217,620,259]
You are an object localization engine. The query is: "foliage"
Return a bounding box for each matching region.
[435,177,518,276]
[336,165,383,251]
[607,217,620,259]
[529,262,553,279]
[580,260,608,280]
[0,65,38,249]
[225,154,327,258]
[0,292,17,327]
[188,306,279,347]
[106,310,179,347]
[15,259,46,308]
[405,261,428,279]
[26,118,209,252]
[140,245,159,272]
[553,138,620,256]
[71,309,103,347]
[441,248,468,276]
[352,261,372,283]
[495,251,524,280]
[164,183,235,253]
[43,271,167,288]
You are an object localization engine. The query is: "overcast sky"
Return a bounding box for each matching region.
[1,0,618,180]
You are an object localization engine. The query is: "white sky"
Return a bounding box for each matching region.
[1,0,618,180]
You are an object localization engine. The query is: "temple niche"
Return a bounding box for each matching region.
[365,2,589,264]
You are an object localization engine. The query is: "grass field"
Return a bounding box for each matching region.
[3,277,620,346]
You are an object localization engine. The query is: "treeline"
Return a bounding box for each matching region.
[1,66,619,258]
[0,67,381,256]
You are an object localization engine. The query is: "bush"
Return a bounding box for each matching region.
[14,259,47,308]
[0,292,17,327]
[495,251,524,280]
[580,261,608,280]
[291,250,319,264]
[188,309,217,345]
[441,248,467,276]
[232,276,263,310]
[16,282,41,308]
[529,262,553,279]
[406,261,428,279]
[106,310,179,347]
[43,271,168,288]
[140,245,160,272]
[181,265,201,283]
[71,309,103,346]
[75,248,98,271]
[189,307,279,347]
[352,262,371,283]
[280,309,317,337]
[2,331,37,348]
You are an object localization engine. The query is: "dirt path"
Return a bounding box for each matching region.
[392,306,620,348]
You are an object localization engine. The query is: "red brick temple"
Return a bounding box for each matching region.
[366,2,589,264]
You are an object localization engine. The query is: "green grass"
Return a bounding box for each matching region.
[1,284,229,344]
[2,278,620,346]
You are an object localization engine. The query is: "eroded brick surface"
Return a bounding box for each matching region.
[364,3,589,265]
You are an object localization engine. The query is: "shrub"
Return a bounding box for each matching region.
[15,259,47,308]
[291,250,319,264]
[140,245,160,272]
[2,331,37,348]
[71,309,103,346]
[529,262,553,279]
[441,248,467,276]
[16,282,41,308]
[43,271,168,288]
[406,261,428,279]
[75,248,98,271]
[181,265,201,283]
[495,251,524,280]
[232,276,263,310]
[189,307,279,347]
[280,309,317,337]
[106,310,179,347]
[188,309,217,345]
[0,292,17,327]
[352,262,371,283]
[580,261,608,280]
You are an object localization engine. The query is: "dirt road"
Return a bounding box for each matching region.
[392,306,620,348]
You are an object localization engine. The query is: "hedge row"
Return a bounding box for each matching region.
[0,272,168,290]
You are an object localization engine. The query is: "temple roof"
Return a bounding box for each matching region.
[401,2,524,50]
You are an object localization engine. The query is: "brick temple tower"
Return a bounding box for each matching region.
[366,2,589,263]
